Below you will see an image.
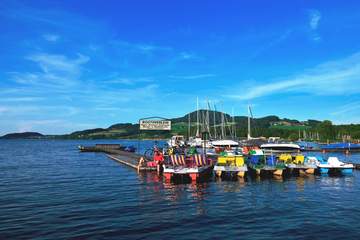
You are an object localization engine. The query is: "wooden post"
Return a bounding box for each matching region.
[237,171,245,178]
[164,172,172,180]
[138,157,144,172]
[273,169,283,176]
[190,173,198,181]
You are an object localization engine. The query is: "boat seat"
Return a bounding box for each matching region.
[170,154,186,166]
[193,154,207,166]
[217,156,227,165]
[328,157,342,167]
[279,154,292,163]
[293,155,305,164]
[235,156,245,166]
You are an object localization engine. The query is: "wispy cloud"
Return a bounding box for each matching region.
[27,53,89,74]
[251,30,292,59]
[226,51,360,100]
[309,10,321,30]
[331,101,360,115]
[179,51,201,60]
[111,40,172,54]
[0,97,44,102]
[43,34,59,42]
[104,74,153,85]
[16,119,96,134]
[0,106,9,114]
[169,74,216,80]
[85,84,159,103]
[11,53,89,87]
[308,9,322,41]
[0,105,79,116]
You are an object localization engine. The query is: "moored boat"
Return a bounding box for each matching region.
[167,135,186,148]
[261,143,300,154]
[312,156,354,175]
[279,154,317,174]
[246,149,286,176]
[214,152,248,178]
[163,153,213,181]
[320,142,360,152]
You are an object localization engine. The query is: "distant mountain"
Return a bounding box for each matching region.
[60,110,342,140]
[1,132,44,139]
[2,110,358,141]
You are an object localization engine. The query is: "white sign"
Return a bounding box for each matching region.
[139,120,171,130]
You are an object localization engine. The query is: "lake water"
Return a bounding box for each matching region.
[1,140,360,239]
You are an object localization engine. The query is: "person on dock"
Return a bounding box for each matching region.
[153,148,164,174]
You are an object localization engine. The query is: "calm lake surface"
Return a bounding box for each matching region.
[1,139,360,239]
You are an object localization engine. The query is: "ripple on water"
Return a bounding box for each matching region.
[1,140,360,240]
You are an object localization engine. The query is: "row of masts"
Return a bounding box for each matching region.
[298,130,353,141]
[187,98,252,141]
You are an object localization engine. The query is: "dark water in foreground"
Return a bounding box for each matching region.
[1,140,360,240]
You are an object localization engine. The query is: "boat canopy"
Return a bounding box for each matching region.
[260,143,300,151]
[212,140,239,147]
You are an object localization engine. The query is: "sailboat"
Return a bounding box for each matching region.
[244,105,286,176]
[213,107,248,178]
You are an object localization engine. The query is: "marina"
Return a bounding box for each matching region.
[2,1,360,239]
[78,137,359,182]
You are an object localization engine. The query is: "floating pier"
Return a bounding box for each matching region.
[79,144,156,171]
[79,144,122,152]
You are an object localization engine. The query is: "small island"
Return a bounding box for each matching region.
[0,132,44,139]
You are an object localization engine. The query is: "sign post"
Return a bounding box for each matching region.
[138,117,172,156]
[139,119,171,131]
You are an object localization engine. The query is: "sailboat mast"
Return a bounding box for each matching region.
[206,100,212,138]
[221,111,225,139]
[213,103,217,139]
[232,107,236,139]
[188,111,191,140]
[196,97,199,137]
[247,105,251,140]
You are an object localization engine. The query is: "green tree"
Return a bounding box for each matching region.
[317,120,335,141]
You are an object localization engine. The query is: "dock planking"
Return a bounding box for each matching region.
[79,144,156,171]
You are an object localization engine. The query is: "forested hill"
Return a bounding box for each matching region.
[1,110,358,141]
[0,132,44,139]
[57,110,360,141]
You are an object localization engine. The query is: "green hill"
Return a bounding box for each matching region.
[3,110,357,141]
[0,132,44,139]
[56,110,360,141]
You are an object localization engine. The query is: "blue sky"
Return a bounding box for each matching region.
[1,0,360,134]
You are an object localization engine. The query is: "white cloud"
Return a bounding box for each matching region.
[0,106,9,114]
[105,76,153,85]
[16,119,96,134]
[226,51,360,100]
[86,84,159,103]
[0,97,44,102]
[178,51,202,60]
[309,10,321,30]
[43,34,59,42]
[169,74,216,80]
[251,30,292,59]
[27,53,89,74]
[331,101,360,116]
[111,40,172,54]
[11,53,89,87]
[308,10,322,41]
[0,105,79,116]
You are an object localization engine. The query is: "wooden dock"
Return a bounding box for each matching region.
[79,145,156,171]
